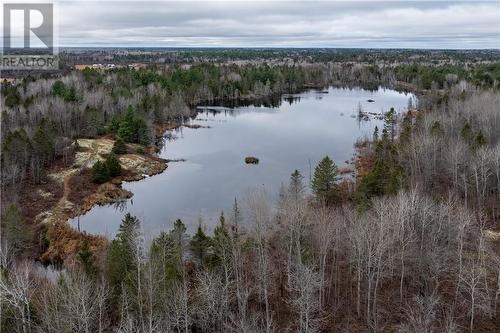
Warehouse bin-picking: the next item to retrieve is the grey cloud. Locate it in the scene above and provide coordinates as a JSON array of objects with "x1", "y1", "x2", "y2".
[{"x1": 56, "y1": 1, "x2": 500, "y2": 48}]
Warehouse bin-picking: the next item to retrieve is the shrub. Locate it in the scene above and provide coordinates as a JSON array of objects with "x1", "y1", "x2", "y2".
[{"x1": 92, "y1": 156, "x2": 122, "y2": 183}]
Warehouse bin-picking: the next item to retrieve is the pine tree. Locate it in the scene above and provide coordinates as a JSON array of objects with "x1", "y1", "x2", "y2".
[
  {"x1": 311, "y1": 156, "x2": 339, "y2": 204},
  {"x1": 78, "y1": 239, "x2": 98, "y2": 276},
  {"x1": 400, "y1": 112, "x2": 413, "y2": 143},
  {"x1": 63, "y1": 86, "x2": 79, "y2": 102},
  {"x1": 150, "y1": 231, "x2": 183, "y2": 284},
  {"x1": 108, "y1": 116, "x2": 121, "y2": 134},
  {"x1": 112, "y1": 137, "x2": 127, "y2": 154},
  {"x1": 135, "y1": 117, "x2": 151, "y2": 145},
  {"x1": 107, "y1": 213, "x2": 142, "y2": 298},
  {"x1": 105, "y1": 155, "x2": 122, "y2": 177},
  {"x1": 117, "y1": 121, "x2": 133, "y2": 143},
  {"x1": 172, "y1": 219, "x2": 187, "y2": 247},
  {"x1": 117, "y1": 213, "x2": 142, "y2": 252},
  {"x1": 190, "y1": 223, "x2": 211, "y2": 265},
  {"x1": 52, "y1": 80, "x2": 66, "y2": 97},
  {"x1": 92, "y1": 160, "x2": 110, "y2": 183},
  {"x1": 212, "y1": 211, "x2": 231, "y2": 269},
  {"x1": 384, "y1": 107, "x2": 396, "y2": 142}
]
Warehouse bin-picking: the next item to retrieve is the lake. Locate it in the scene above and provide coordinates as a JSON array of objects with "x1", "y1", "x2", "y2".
[{"x1": 70, "y1": 87, "x2": 415, "y2": 237}]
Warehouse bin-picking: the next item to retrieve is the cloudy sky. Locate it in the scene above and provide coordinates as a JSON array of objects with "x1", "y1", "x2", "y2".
[{"x1": 10, "y1": 0, "x2": 500, "y2": 49}]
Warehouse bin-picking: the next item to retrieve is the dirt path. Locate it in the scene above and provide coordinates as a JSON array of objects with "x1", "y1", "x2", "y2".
[
  {"x1": 35, "y1": 137, "x2": 167, "y2": 226},
  {"x1": 36, "y1": 139, "x2": 112, "y2": 224},
  {"x1": 56, "y1": 169, "x2": 78, "y2": 206}
]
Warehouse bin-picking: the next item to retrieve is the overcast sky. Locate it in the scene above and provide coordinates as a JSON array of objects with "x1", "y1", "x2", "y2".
[{"x1": 17, "y1": 0, "x2": 500, "y2": 48}]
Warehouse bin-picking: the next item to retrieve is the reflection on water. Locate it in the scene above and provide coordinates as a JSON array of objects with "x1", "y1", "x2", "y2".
[{"x1": 70, "y1": 87, "x2": 415, "y2": 238}]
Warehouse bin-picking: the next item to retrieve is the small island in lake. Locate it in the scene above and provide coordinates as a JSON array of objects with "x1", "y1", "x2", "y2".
[{"x1": 245, "y1": 156, "x2": 259, "y2": 164}]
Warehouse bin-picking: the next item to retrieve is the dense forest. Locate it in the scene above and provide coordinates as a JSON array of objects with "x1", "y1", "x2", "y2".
[
  {"x1": 3, "y1": 59, "x2": 499, "y2": 190},
  {"x1": 1, "y1": 52, "x2": 500, "y2": 332},
  {"x1": 1, "y1": 62, "x2": 395, "y2": 189}
]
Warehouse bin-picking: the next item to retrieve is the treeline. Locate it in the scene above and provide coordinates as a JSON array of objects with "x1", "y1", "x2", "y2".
[
  {"x1": 1, "y1": 62, "x2": 390, "y2": 189},
  {"x1": 57, "y1": 48, "x2": 500, "y2": 66},
  {"x1": 394, "y1": 63, "x2": 500, "y2": 89},
  {"x1": 1, "y1": 175, "x2": 498, "y2": 332}
]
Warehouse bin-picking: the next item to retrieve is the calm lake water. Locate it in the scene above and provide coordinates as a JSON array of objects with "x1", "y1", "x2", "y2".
[{"x1": 70, "y1": 87, "x2": 415, "y2": 237}]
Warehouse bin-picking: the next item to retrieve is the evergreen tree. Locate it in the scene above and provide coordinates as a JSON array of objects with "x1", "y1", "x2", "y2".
[
  {"x1": 117, "y1": 121, "x2": 133, "y2": 143},
  {"x1": 105, "y1": 155, "x2": 122, "y2": 177},
  {"x1": 311, "y1": 156, "x2": 339, "y2": 204},
  {"x1": 107, "y1": 213, "x2": 142, "y2": 299},
  {"x1": 384, "y1": 107, "x2": 397, "y2": 142},
  {"x1": 78, "y1": 239, "x2": 98, "y2": 276},
  {"x1": 112, "y1": 137, "x2": 127, "y2": 154},
  {"x1": 135, "y1": 117, "x2": 151, "y2": 146},
  {"x1": 63, "y1": 87, "x2": 79, "y2": 102},
  {"x1": 211, "y1": 211, "x2": 231, "y2": 269},
  {"x1": 91, "y1": 160, "x2": 110, "y2": 183},
  {"x1": 116, "y1": 105, "x2": 151, "y2": 144},
  {"x1": 172, "y1": 219, "x2": 187, "y2": 245},
  {"x1": 150, "y1": 231, "x2": 183, "y2": 285},
  {"x1": 400, "y1": 112, "x2": 413, "y2": 143},
  {"x1": 4, "y1": 86, "x2": 21, "y2": 108},
  {"x1": 52, "y1": 80, "x2": 66, "y2": 97},
  {"x1": 108, "y1": 116, "x2": 121, "y2": 134},
  {"x1": 190, "y1": 223, "x2": 211, "y2": 265},
  {"x1": 92, "y1": 156, "x2": 121, "y2": 183}
]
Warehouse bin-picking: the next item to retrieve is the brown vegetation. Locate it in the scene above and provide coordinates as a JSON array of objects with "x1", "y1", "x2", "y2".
[{"x1": 40, "y1": 222, "x2": 107, "y2": 266}]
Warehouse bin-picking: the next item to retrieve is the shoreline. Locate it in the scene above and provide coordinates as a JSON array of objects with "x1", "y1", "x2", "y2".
[
  {"x1": 34, "y1": 138, "x2": 168, "y2": 227},
  {"x1": 17, "y1": 136, "x2": 168, "y2": 265},
  {"x1": 19, "y1": 84, "x2": 418, "y2": 264}
]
